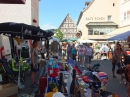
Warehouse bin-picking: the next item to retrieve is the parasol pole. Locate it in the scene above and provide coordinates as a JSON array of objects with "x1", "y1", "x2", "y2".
[{"x1": 17, "y1": 27, "x2": 25, "y2": 90}]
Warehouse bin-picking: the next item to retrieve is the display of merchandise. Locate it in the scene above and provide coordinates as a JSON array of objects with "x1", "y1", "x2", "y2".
[
  {"x1": 43, "y1": 57, "x2": 121, "y2": 97},
  {"x1": 58, "y1": 73, "x2": 67, "y2": 94},
  {"x1": 66, "y1": 70, "x2": 72, "y2": 95}
]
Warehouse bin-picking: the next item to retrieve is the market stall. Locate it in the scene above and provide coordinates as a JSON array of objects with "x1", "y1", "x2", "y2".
[
  {"x1": 38, "y1": 55, "x2": 121, "y2": 97},
  {"x1": 0, "y1": 22, "x2": 53, "y2": 97}
]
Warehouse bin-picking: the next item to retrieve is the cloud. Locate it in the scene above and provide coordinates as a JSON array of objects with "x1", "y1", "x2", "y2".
[{"x1": 41, "y1": 23, "x2": 57, "y2": 30}]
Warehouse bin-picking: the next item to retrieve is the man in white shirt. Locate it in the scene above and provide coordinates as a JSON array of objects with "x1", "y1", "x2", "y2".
[{"x1": 111, "y1": 42, "x2": 115, "y2": 55}]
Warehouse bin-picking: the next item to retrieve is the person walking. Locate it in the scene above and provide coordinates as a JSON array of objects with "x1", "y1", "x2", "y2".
[
  {"x1": 112, "y1": 43, "x2": 126, "y2": 78},
  {"x1": 67, "y1": 43, "x2": 72, "y2": 60},
  {"x1": 75, "y1": 41, "x2": 80, "y2": 61},
  {"x1": 110, "y1": 41, "x2": 115, "y2": 55},
  {"x1": 85, "y1": 43, "x2": 94, "y2": 70},
  {"x1": 72, "y1": 44, "x2": 77, "y2": 61},
  {"x1": 41, "y1": 45, "x2": 46, "y2": 59},
  {"x1": 78, "y1": 43, "x2": 85, "y2": 67},
  {"x1": 31, "y1": 40, "x2": 39, "y2": 88},
  {"x1": 62, "y1": 42, "x2": 67, "y2": 59}
]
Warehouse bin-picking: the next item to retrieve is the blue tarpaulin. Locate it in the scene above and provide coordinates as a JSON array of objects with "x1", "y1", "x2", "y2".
[{"x1": 108, "y1": 31, "x2": 130, "y2": 40}]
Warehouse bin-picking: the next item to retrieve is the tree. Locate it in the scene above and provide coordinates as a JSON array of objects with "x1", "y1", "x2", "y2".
[{"x1": 54, "y1": 29, "x2": 64, "y2": 41}]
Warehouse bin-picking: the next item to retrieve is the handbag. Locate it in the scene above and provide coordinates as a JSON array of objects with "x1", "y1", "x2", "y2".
[{"x1": 116, "y1": 62, "x2": 126, "y2": 74}]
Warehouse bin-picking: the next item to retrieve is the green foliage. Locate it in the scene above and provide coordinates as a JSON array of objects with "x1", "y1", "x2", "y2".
[
  {"x1": 47, "y1": 29, "x2": 57, "y2": 33},
  {"x1": 54, "y1": 29, "x2": 64, "y2": 41}
]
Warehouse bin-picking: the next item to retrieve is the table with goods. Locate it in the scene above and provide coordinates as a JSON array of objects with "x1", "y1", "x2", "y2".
[{"x1": 39, "y1": 54, "x2": 121, "y2": 97}]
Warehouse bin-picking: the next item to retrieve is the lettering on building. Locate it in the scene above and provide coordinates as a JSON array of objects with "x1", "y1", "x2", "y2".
[{"x1": 86, "y1": 17, "x2": 105, "y2": 20}]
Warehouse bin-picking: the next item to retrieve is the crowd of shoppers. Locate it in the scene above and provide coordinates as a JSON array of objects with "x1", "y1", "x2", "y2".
[
  {"x1": 30, "y1": 40, "x2": 127, "y2": 88},
  {"x1": 61, "y1": 42, "x2": 94, "y2": 70}
]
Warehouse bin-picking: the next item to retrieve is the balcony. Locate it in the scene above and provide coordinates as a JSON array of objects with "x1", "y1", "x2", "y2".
[{"x1": 0, "y1": 0, "x2": 26, "y2": 4}]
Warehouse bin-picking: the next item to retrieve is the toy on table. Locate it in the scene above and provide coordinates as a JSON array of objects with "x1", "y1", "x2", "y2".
[
  {"x1": 96, "y1": 72, "x2": 108, "y2": 91},
  {"x1": 48, "y1": 77, "x2": 59, "y2": 92}
]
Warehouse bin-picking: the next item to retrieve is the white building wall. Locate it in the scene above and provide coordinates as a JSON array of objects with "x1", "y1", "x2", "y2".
[
  {"x1": 0, "y1": 0, "x2": 32, "y2": 24},
  {"x1": 77, "y1": 0, "x2": 119, "y2": 40},
  {"x1": 119, "y1": 0, "x2": 130, "y2": 27},
  {"x1": 0, "y1": 0, "x2": 39, "y2": 58},
  {"x1": 31, "y1": 0, "x2": 39, "y2": 26}
]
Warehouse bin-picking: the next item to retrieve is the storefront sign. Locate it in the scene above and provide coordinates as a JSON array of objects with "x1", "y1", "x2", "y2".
[{"x1": 86, "y1": 17, "x2": 105, "y2": 20}]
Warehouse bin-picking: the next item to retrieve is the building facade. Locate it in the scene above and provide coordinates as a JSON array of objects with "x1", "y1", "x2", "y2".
[
  {"x1": 58, "y1": 14, "x2": 77, "y2": 39},
  {"x1": 119, "y1": 0, "x2": 130, "y2": 27},
  {"x1": 0, "y1": 0, "x2": 39, "y2": 26},
  {"x1": 77, "y1": 0, "x2": 119, "y2": 41},
  {"x1": 0, "y1": 0, "x2": 40, "y2": 58},
  {"x1": 105, "y1": 0, "x2": 130, "y2": 38}
]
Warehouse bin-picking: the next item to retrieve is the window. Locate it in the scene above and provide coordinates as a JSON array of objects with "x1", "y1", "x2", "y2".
[
  {"x1": 106, "y1": 29, "x2": 111, "y2": 34},
  {"x1": 108, "y1": 15, "x2": 112, "y2": 21},
  {"x1": 127, "y1": 10, "x2": 130, "y2": 19},
  {"x1": 99, "y1": 28, "x2": 106, "y2": 35},
  {"x1": 124, "y1": 12, "x2": 126, "y2": 19},
  {"x1": 94, "y1": 29, "x2": 99, "y2": 35},
  {"x1": 64, "y1": 29, "x2": 66, "y2": 32},
  {"x1": 70, "y1": 29, "x2": 73, "y2": 32},
  {"x1": 88, "y1": 28, "x2": 93, "y2": 35},
  {"x1": 113, "y1": 3, "x2": 115, "y2": 6}
]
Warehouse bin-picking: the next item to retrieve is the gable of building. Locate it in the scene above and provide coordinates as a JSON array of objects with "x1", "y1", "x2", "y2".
[{"x1": 58, "y1": 14, "x2": 77, "y2": 38}]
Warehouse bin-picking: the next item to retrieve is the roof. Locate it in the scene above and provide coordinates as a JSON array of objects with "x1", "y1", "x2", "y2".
[
  {"x1": 77, "y1": 0, "x2": 95, "y2": 25},
  {"x1": 0, "y1": 0, "x2": 26, "y2": 4},
  {"x1": 86, "y1": 22, "x2": 118, "y2": 26}
]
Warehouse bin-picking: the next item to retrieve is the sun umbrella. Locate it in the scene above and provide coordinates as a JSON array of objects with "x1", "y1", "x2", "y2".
[
  {"x1": 78, "y1": 39, "x2": 96, "y2": 43},
  {"x1": 61, "y1": 39, "x2": 68, "y2": 42},
  {"x1": 0, "y1": 22, "x2": 47, "y2": 40},
  {"x1": 70, "y1": 37, "x2": 78, "y2": 41},
  {"x1": 0, "y1": 22, "x2": 50, "y2": 89},
  {"x1": 67, "y1": 40, "x2": 72, "y2": 43},
  {"x1": 45, "y1": 30, "x2": 54, "y2": 40}
]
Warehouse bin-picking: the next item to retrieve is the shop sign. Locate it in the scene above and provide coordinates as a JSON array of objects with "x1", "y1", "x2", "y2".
[{"x1": 86, "y1": 17, "x2": 105, "y2": 20}]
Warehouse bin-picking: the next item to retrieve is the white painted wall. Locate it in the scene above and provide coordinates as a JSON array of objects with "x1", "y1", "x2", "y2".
[
  {"x1": 0, "y1": 0, "x2": 31, "y2": 24},
  {"x1": 119, "y1": 0, "x2": 130, "y2": 27},
  {"x1": 77, "y1": 0, "x2": 119, "y2": 40},
  {"x1": 0, "y1": 0, "x2": 39, "y2": 58}
]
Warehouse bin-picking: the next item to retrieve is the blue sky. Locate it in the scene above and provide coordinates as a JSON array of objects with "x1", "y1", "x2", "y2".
[{"x1": 39, "y1": 0, "x2": 91, "y2": 30}]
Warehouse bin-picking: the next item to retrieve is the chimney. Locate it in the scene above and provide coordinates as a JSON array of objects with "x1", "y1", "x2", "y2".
[{"x1": 85, "y1": 2, "x2": 90, "y2": 6}]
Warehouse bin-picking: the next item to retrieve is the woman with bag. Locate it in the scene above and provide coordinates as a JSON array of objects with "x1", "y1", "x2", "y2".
[
  {"x1": 72, "y1": 43, "x2": 77, "y2": 61},
  {"x1": 112, "y1": 43, "x2": 127, "y2": 78},
  {"x1": 31, "y1": 40, "x2": 39, "y2": 88},
  {"x1": 85, "y1": 43, "x2": 94, "y2": 70}
]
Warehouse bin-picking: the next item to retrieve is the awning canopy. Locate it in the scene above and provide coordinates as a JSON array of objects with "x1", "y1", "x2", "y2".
[
  {"x1": 108, "y1": 30, "x2": 130, "y2": 40},
  {"x1": 78, "y1": 39, "x2": 96, "y2": 43},
  {"x1": 86, "y1": 22, "x2": 117, "y2": 26},
  {"x1": 0, "y1": 0, "x2": 26, "y2": 4}
]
